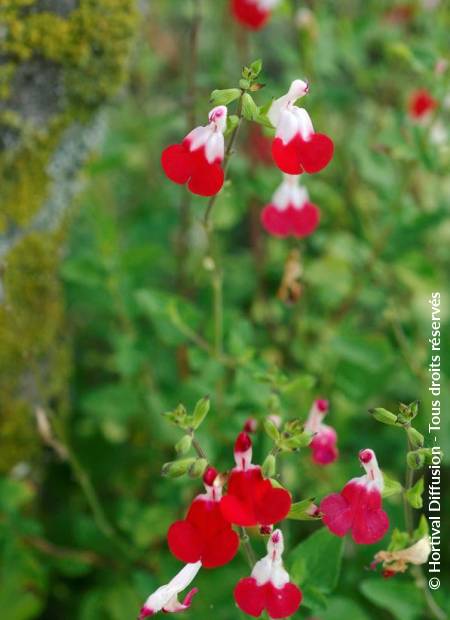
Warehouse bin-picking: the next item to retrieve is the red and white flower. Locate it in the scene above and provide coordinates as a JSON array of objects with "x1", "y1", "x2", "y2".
[
  {"x1": 161, "y1": 106, "x2": 227, "y2": 197},
  {"x1": 220, "y1": 432, "x2": 291, "y2": 527},
  {"x1": 230, "y1": 0, "x2": 281, "y2": 30},
  {"x1": 167, "y1": 467, "x2": 239, "y2": 568},
  {"x1": 268, "y1": 80, "x2": 334, "y2": 175},
  {"x1": 408, "y1": 89, "x2": 437, "y2": 121},
  {"x1": 305, "y1": 398, "x2": 338, "y2": 465},
  {"x1": 138, "y1": 561, "x2": 201, "y2": 618},
  {"x1": 234, "y1": 529, "x2": 302, "y2": 618},
  {"x1": 320, "y1": 449, "x2": 389, "y2": 544},
  {"x1": 261, "y1": 174, "x2": 320, "y2": 238}
]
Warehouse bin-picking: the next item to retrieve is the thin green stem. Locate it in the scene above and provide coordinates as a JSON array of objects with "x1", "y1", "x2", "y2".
[{"x1": 239, "y1": 526, "x2": 257, "y2": 569}]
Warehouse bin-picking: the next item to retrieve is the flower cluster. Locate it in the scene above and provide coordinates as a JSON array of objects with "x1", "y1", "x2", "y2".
[
  {"x1": 161, "y1": 69, "x2": 333, "y2": 239},
  {"x1": 139, "y1": 404, "x2": 392, "y2": 618}
]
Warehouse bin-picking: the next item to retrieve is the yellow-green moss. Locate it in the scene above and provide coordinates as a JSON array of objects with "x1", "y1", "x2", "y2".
[{"x1": 0, "y1": 0, "x2": 137, "y2": 471}]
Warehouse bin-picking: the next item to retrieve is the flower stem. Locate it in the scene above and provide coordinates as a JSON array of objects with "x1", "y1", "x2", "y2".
[
  {"x1": 403, "y1": 430, "x2": 445, "y2": 620},
  {"x1": 239, "y1": 526, "x2": 257, "y2": 569}
]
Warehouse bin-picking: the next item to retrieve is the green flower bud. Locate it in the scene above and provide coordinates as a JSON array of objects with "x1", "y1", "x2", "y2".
[
  {"x1": 210, "y1": 88, "x2": 241, "y2": 106},
  {"x1": 263, "y1": 418, "x2": 280, "y2": 442},
  {"x1": 239, "y1": 78, "x2": 250, "y2": 90},
  {"x1": 407, "y1": 426, "x2": 424, "y2": 449},
  {"x1": 262, "y1": 454, "x2": 276, "y2": 478},
  {"x1": 369, "y1": 407, "x2": 398, "y2": 425},
  {"x1": 249, "y1": 58, "x2": 262, "y2": 78},
  {"x1": 161, "y1": 458, "x2": 196, "y2": 478},
  {"x1": 188, "y1": 458, "x2": 208, "y2": 479},
  {"x1": 406, "y1": 450, "x2": 425, "y2": 470},
  {"x1": 405, "y1": 477, "x2": 424, "y2": 509},
  {"x1": 191, "y1": 396, "x2": 210, "y2": 430},
  {"x1": 175, "y1": 434, "x2": 193, "y2": 455},
  {"x1": 241, "y1": 93, "x2": 258, "y2": 121}
]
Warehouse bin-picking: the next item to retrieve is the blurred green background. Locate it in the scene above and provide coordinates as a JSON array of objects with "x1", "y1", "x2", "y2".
[{"x1": 1, "y1": 1, "x2": 449, "y2": 619}]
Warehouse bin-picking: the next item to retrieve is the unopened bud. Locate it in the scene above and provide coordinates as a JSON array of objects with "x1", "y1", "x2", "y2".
[
  {"x1": 175, "y1": 435, "x2": 193, "y2": 455},
  {"x1": 406, "y1": 450, "x2": 425, "y2": 470},
  {"x1": 243, "y1": 418, "x2": 258, "y2": 433},
  {"x1": 161, "y1": 458, "x2": 196, "y2": 478},
  {"x1": 191, "y1": 396, "x2": 210, "y2": 430},
  {"x1": 407, "y1": 427, "x2": 424, "y2": 449},
  {"x1": 188, "y1": 458, "x2": 208, "y2": 479},
  {"x1": 263, "y1": 418, "x2": 280, "y2": 442},
  {"x1": 369, "y1": 407, "x2": 398, "y2": 425},
  {"x1": 262, "y1": 454, "x2": 276, "y2": 478},
  {"x1": 241, "y1": 93, "x2": 259, "y2": 121}
]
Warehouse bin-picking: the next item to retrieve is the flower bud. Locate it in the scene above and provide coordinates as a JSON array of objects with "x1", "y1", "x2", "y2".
[
  {"x1": 175, "y1": 435, "x2": 193, "y2": 455},
  {"x1": 241, "y1": 93, "x2": 259, "y2": 121},
  {"x1": 405, "y1": 476, "x2": 424, "y2": 509},
  {"x1": 239, "y1": 78, "x2": 250, "y2": 90},
  {"x1": 210, "y1": 88, "x2": 241, "y2": 106},
  {"x1": 189, "y1": 458, "x2": 208, "y2": 479},
  {"x1": 369, "y1": 407, "x2": 398, "y2": 425},
  {"x1": 191, "y1": 396, "x2": 210, "y2": 430},
  {"x1": 407, "y1": 426, "x2": 424, "y2": 449},
  {"x1": 406, "y1": 450, "x2": 425, "y2": 470},
  {"x1": 263, "y1": 418, "x2": 280, "y2": 442},
  {"x1": 162, "y1": 458, "x2": 196, "y2": 478},
  {"x1": 262, "y1": 454, "x2": 276, "y2": 478}
]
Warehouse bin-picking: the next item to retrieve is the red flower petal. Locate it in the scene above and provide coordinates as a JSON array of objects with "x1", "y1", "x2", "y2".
[
  {"x1": 261, "y1": 204, "x2": 292, "y2": 237},
  {"x1": 298, "y1": 133, "x2": 334, "y2": 174},
  {"x1": 290, "y1": 202, "x2": 320, "y2": 237},
  {"x1": 265, "y1": 582, "x2": 302, "y2": 619},
  {"x1": 409, "y1": 89, "x2": 437, "y2": 118},
  {"x1": 234, "y1": 577, "x2": 266, "y2": 617},
  {"x1": 221, "y1": 493, "x2": 256, "y2": 526},
  {"x1": 202, "y1": 527, "x2": 239, "y2": 568},
  {"x1": 161, "y1": 144, "x2": 193, "y2": 184},
  {"x1": 188, "y1": 161, "x2": 224, "y2": 197},
  {"x1": 320, "y1": 493, "x2": 353, "y2": 537},
  {"x1": 231, "y1": 0, "x2": 270, "y2": 30},
  {"x1": 352, "y1": 507, "x2": 389, "y2": 544},
  {"x1": 272, "y1": 136, "x2": 305, "y2": 175},
  {"x1": 167, "y1": 520, "x2": 203, "y2": 563},
  {"x1": 254, "y1": 482, "x2": 292, "y2": 526}
]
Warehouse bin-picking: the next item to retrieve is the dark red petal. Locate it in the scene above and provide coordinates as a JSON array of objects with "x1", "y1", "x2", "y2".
[
  {"x1": 188, "y1": 162, "x2": 224, "y2": 197},
  {"x1": 234, "y1": 577, "x2": 266, "y2": 617},
  {"x1": 167, "y1": 520, "x2": 202, "y2": 563},
  {"x1": 290, "y1": 202, "x2": 320, "y2": 237},
  {"x1": 254, "y1": 483, "x2": 292, "y2": 526},
  {"x1": 161, "y1": 144, "x2": 193, "y2": 184},
  {"x1": 201, "y1": 527, "x2": 239, "y2": 568},
  {"x1": 409, "y1": 89, "x2": 437, "y2": 118},
  {"x1": 352, "y1": 508, "x2": 389, "y2": 544},
  {"x1": 298, "y1": 133, "x2": 334, "y2": 174},
  {"x1": 320, "y1": 493, "x2": 353, "y2": 537},
  {"x1": 272, "y1": 137, "x2": 304, "y2": 175},
  {"x1": 265, "y1": 582, "x2": 302, "y2": 619},
  {"x1": 220, "y1": 493, "x2": 256, "y2": 526},
  {"x1": 231, "y1": 0, "x2": 270, "y2": 30},
  {"x1": 261, "y1": 204, "x2": 292, "y2": 237}
]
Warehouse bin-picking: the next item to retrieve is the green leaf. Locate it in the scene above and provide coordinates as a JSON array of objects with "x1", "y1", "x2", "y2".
[
  {"x1": 360, "y1": 578, "x2": 423, "y2": 620},
  {"x1": 289, "y1": 527, "x2": 343, "y2": 610},
  {"x1": 249, "y1": 58, "x2": 262, "y2": 77},
  {"x1": 405, "y1": 476, "x2": 424, "y2": 509},
  {"x1": 320, "y1": 596, "x2": 371, "y2": 620},
  {"x1": 209, "y1": 88, "x2": 241, "y2": 106}
]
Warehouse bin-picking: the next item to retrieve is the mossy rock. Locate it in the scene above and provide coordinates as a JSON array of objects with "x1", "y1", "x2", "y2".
[{"x1": 0, "y1": 0, "x2": 137, "y2": 471}]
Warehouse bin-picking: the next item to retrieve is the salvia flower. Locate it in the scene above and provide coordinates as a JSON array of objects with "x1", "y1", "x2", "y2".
[
  {"x1": 268, "y1": 80, "x2": 334, "y2": 175},
  {"x1": 320, "y1": 449, "x2": 389, "y2": 544},
  {"x1": 161, "y1": 106, "x2": 227, "y2": 196},
  {"x1": 261, "y1": 174, "x2": 320, "y2": 238},
  {"x1": 371, "y1": 536, "x2": 431, "y2": 577},
  {"x1": 168, "y1": 467, "x2": 239, "y2": 568},
  {"x1": 220, "y1": 432, "x2": 291, "y2": 527},
  {"x1": 138, "y1": 561, "x2": 201, "y2": 618},
  {"x1": 305, "y1": 398, "x2": 338, "y2": 465},
  {"x1": 408, "y1": 89, "x2": 437, "y2": 120},
  {"x1": 234, "y1": 529, "x2": 302, "y2": 618},
  {"x1": 231, "y1": 0, "x2": 281, "y2": 30}
]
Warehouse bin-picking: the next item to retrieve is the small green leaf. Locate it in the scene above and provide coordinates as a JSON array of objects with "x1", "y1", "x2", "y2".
[
  {"x1": 382, "y1": 471, "x2": 403, "y2": 498},
  {"x1": 210, "y1": 88, "x2": 241, "y2": 106},
  {"x1": 249, "y1": 58, "x2": 262, "y2": 77},
  {"x1": 405, "y1": 476, "x2": 424, "y2": 509},
  {"x1": 360, "y1": 578, "x2": 423, "y2": 620}
]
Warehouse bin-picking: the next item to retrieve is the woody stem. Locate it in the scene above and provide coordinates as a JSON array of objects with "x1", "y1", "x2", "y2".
[{"x1": 403, "y1": 430, "x2": 445, "y2": 620}]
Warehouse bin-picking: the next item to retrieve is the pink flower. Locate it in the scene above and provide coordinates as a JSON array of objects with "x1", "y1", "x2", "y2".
[
  {"x1": 408, "y1": 89, "x2": 437, "y2": 120},
  {"x1": 320, "y1": 449, "x2": 389, "y2": 544},
  {"x1": 268, "y1": 80, "x2": 334, "y2": 175},
  {"x1": 305, "y1": 398, "x2": 338, "y2": 465},
  {"x1": 243, "y1": 417, "x2": 259, "y2": 433},
  {"x1": 161, "y1": 106, "x2": 227, "y2": 196},
  {"x1": 138, "y1": 561, "x2": 201, "y2": 618},
  {"x1": 261, "y1": 174, "x2": 320, "y2": 238},
  {"x1": 234, "y1": 529, "x2": 302, "y2": 618},
  {"x1": 230, "y1": 0, "x2": 280, "y2": 30},
  {"x1": 168, "y1": 467, "x2": 239, "y2": 568},
  {"x1": 220, "y1": 432, "x2": 291, "y2": 527}
]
